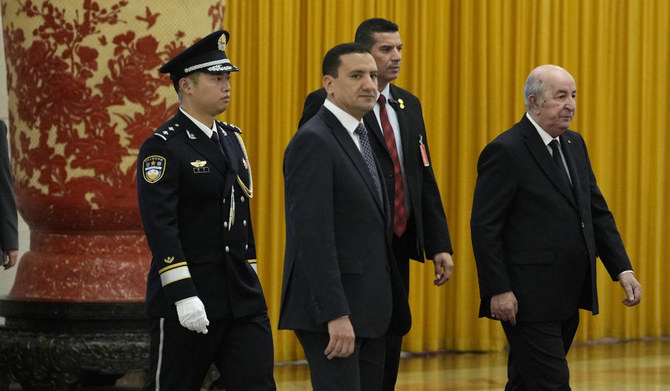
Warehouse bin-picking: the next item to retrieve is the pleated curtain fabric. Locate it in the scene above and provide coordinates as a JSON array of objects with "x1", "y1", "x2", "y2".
[{"x1": 223, "y1": 0, "x2": 670, "y2": 361}]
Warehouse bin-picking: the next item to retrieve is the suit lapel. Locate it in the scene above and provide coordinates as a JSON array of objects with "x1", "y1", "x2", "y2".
[
  {"x1": 364, "y1": 110, "x2": 385, "y2": 151},
  {"x1": 217, "y1": 124, "x2": 241, "y2": 193},
  {"x1": 321, "y1": 109, "x2": 385, "y2": 214},
  {"x1": 520, "y1": 117, "x2": 577, "y2": 208},
  {"x1": 559, "y1": 133, "x2": 585, "y2": 211}
]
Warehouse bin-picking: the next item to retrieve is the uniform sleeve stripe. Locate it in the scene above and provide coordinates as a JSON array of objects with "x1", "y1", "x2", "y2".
[
  {"x1": 247, "y1": 259, "x2": 257, "y2": 264},
  {"x1": 159, "y1": 265, "x2": 191, "y2": 286},
  {"x1": 159, "y1": 262, "x2": 188, "y2": 274}
]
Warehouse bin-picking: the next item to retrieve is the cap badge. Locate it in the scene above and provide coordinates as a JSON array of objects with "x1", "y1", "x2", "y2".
[{"x1": 218, "y1": 33, "x2": 227, "y2": 51}]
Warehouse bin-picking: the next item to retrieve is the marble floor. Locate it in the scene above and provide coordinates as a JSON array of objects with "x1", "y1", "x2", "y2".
[{"x1": 277, "y1": 337, "x2": 670, "y2": 391}]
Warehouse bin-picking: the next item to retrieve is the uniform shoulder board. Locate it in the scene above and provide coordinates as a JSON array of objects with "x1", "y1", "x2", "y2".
[
  {"x1": 152, "y1": 119, "x2": 184, "y2": 141},
  {"x1": 217, "y1": 121, "x2": 242, "y2": 134}
]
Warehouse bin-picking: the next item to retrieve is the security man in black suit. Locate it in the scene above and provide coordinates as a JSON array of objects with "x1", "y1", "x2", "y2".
[
  {"x1": 298, "y1": 18, "x2": 454, "y2": 390},
  {"x1": 471, "y1": 65, "x2": 642, "y2": 390},
  {"x1": 137, "y1": 30, "x2": 275, "y2": 390}
]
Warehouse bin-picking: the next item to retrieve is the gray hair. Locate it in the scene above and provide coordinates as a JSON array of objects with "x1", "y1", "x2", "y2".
[{"x1": 524, "y1": 72, "x2": 545, "y2": 111}]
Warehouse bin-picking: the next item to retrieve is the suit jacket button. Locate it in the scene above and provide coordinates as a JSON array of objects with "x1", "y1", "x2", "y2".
[
  {"x1": 243, "y1": 220, "x2": 247, "y2": 226},
  {"x1": 225, "y1": 246, "x2": 230, "y2": 253},
  {"x1": 581, "y1": 222, "x2": 585, "y2": 228},
  {"x1": 245, "y1": 244, "x2": 248, "y2": 250}
]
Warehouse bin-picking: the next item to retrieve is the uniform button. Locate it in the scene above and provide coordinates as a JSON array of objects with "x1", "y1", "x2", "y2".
[
  {"x1": 224, "y1": 222, "x2": 228, "y2": 228},
  {"x1": 581, "y1": 222, "x2": 585, "y2": 228},
  {"x1": 225, "y1": 246, "x2": 230, "y2": 253},
  {"x1": 245, "y1": 244, "x2": 248, "y2": 250},
  {"x1": 240, "y1": 196, "x2": 245, "y2": 202},
  {"x1": 223, "y1": 198, "x2": 226, "y2": 204},
  {"x1": 243, "y1": 220, "x2": 247, "y2": 226}
]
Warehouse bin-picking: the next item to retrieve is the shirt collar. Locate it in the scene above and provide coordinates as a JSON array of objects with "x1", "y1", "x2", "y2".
[
  {"x1": 526, "y1": 112, "x2": 557, "y2": 146},
  {"x1": 378, "y1": 83, "x2": 392, "y2": 102},
  {"x1": 323, "y1": 99, "x2": 365, "y2": 134},
  {"x1": 180, "y1": 107, "x2": 216, "y2": 138}
]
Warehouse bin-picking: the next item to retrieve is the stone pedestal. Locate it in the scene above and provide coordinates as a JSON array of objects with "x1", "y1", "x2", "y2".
[{"x1": 0, "y1": 301, "x2": 148, "y2": 390}]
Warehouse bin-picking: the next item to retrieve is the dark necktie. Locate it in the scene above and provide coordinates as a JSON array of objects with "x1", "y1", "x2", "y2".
[
  {"x1": 211, "y1": 129, "x2": 225, "y2": 156},
  {"x1": 378, "y1": 95, "x2": 407, "y2": 236},
  {"x1": 354, "y1": 123, "x2": 383, "y2": 204},
  {"x1": 549, "y1": 140, "x2": 572, "y2": 189}
]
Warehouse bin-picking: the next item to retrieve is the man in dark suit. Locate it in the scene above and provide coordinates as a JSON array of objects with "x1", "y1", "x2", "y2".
[
  {"x1": 280, "y1": 42, "x2": 411, "y2": 391},
  {"x1": 0, "y1": 120, "x2": 18, "y2": 270},
  {"x1": 471, "y1": 64, "x2": 642, "y2": 390},
  {"x1": 137, "y1": 30, "x2": 275, "y2": 390},
  {"x1": 298, "y1": 18, "x2": 454, "y2": 389}
]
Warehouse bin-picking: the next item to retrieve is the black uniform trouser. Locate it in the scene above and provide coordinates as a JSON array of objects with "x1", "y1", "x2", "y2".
[
  {"x1": 502, "y1": 310, "x2": 580, "y2": 391},
  {"x1": 144, "y1": 312, "x2": 275, "y2": 391},
  {"x1": 382, "y1": 232, "x2": 412, "y2": 391},
  {"x1": 296, "y1": 330, "x2": 386, "y2": 391}
]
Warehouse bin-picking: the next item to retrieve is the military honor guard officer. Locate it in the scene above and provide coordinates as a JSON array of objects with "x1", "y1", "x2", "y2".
[{"x1": 137, "y1": 30, "x2": 276, "y2": 390}]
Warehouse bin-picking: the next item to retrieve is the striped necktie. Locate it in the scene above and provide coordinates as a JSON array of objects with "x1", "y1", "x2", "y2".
[{"x1": 354, "y1": 123, "x2": 382, "y2": 203}]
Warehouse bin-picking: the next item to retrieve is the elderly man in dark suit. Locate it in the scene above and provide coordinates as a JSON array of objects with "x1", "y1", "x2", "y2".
[
  {"x1": 298, "y1": 18, "x2": 454, "y2": 390},
  {"x1": 280, "y1": 42, "x2": 411, "y2": 391},
  {"x1": 471, "y1": 64, "x2": 642, "y2": 390},
  {"x1": 137, "y1": 30, "x2": 275, "y2": 390},
  {"x1": 0, "y1": 120, "x2": 18, "y2": 270}
]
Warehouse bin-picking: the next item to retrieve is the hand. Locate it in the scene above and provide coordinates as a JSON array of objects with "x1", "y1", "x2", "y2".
[
  {"x1": 431, "y1": 252, "x2": 454, "y2": 286},
  {"x1": 175, "y1": 296, "x2": 210, "y2": 334},
  {"x1": 324, "y1": 316, "x2": 355, "y2": 359},
  {"x1": 2, "y1": 250, "x2": 18, "y2": 270},
  {"x1": 490, "y1": 291, "x2": 518, "y2": 325},
  {"x1": 619, "y1": 273, "x2": 642, "y2": 306}
]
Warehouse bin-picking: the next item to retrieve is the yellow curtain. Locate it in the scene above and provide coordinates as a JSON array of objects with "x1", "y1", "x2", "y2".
[{"x1": 223, "y1": 0, "x2": 670, "y2": 362}]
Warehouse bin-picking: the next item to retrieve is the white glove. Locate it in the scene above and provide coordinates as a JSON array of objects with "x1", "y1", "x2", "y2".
[{"x1": 175, "y1": 296, "x2": 209, "y2": 334}]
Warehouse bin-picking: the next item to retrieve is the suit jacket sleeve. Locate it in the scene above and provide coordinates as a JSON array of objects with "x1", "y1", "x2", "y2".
[
  {"x1": 137, "y1": 138, "x2": 198, "y2": 303},
  {"x1": 283, "y1": 129, "x2": 351, "y2": 324},
  {"x1": 297, "y1": 89, "x2": 327, "y2": 129},
  {"x1": 470, "y1": 140, "x2": 516, "y2": 299},
  {"x1": 414, "y1": 100, "x2": 453, "y2": 257},
  {"x1": 0, "y1": 121, "x2": 18, "y2": 251}
]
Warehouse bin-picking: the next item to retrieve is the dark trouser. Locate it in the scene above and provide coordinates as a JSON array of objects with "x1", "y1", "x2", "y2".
[
  {"x1": 501, "y1": 310, "x2": 580, "y2": 391},
  {"x1": 382, "y1": 232, "x2": 412, "y2": 391},
  {"x1": 295, "y1": 330, "x2": 386, "y2": 391},
  {"x1": 144, "y1": 312, "x2": 275, "y2": 391}
]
